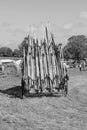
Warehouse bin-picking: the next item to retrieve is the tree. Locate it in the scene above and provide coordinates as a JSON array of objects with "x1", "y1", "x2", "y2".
[
  {"x1": 13, "y1": 49, "x2": 21, "y2": 57},
  {"x1": 63, "y1": 35, "x2": 87, "y2": 61},
  {"x1": 0, "y1": 47, "x2": 13, "y2": 57},
  {"x1": 18, "y1": 43, "x2": 23, "y2": 57},
  {"x1": 18, "y1": 36, "x2": 30, "y2": 57}
]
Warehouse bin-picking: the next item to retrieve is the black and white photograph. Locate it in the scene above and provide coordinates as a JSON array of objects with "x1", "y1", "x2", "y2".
[{"x1": 0, "y1": 0, "x2": 87, "y2": 129}]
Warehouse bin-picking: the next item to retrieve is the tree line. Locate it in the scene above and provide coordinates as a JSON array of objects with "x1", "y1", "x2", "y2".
[
  {"x1": 0, "y1": 46, "x2": 22, "y2": 57},
  {"x1": 0, "y1": 35, "x2": 87, "y2": 61},
  {"x1": 63, "y1": 35, "x2": 87, "y2": 61}
]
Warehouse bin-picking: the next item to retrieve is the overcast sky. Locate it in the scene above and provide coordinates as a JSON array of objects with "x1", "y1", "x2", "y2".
[{"x1": 0, "y1": 0, "x2": 87, "y2": 49}]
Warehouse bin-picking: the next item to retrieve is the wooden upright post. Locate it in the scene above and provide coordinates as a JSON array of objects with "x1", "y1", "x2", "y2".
[
  {"x1": 45, "y1": 27, "x2": 51, "y2": 92},
  {"x1": 27, "y1": 35, "x2": 30, "y2": 92},
  {"x1": 33, "y1": 39, "x2": 38, "y2": 91},
  {"x1": 23, "y1": 45, "x2": 26, "y2": 78},
  {"x1": 37, "y1": 40, "x2": 42, "y2": 93}
]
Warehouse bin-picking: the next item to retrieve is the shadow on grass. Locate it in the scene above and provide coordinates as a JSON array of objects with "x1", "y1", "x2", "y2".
[
  {"x1": 0, "y1": 86, "x2": 22, "y2": 99},
  {"x1": 0, "y1": 86, "x2": 62, "y2": 99}
]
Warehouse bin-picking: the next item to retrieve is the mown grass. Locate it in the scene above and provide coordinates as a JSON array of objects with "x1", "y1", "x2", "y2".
[{"x1": 0, "y1": 68, "x2": 87, "y2": 130}]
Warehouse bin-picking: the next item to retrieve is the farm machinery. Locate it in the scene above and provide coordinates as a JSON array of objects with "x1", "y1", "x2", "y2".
[{"x1": 21, "y1": 27, "x2": 69, "y2": 97}]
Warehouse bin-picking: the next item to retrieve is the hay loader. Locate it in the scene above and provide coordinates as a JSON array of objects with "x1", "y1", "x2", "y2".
[{"x1": 21, "y1": 27, "x2": 69, "y2": 98}]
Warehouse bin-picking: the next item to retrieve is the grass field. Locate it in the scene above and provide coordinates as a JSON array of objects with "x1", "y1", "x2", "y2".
[{"x1": 0, "y1": 68, "x2": 87, "y2": 130}]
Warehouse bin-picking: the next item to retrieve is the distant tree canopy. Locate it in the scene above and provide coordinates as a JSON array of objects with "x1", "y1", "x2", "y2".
[
  {"x1": 0, "y1": 40, "x2": 27, "y2": 57},
  {"x1": 1, "y1": 35, "x2": 87, "y2": 59},
  {"x1": 18, "y1": 37, "x2": 33, "y2": 57},
  {"x1": 0, "y1": 47, "x2": 22, "y2": 57},
  {"x1": 14, "y1": 39, "x2": 28, "y2": 57},
  {"x1": 13, "y1": 49, "x2": 21, "y2": 57},
  {"x1": 0, "y1": 47, "x2": 13, "y2": 57},
  {"x1": 63, "y1": 35, "x2": 87, "y2": 61}
]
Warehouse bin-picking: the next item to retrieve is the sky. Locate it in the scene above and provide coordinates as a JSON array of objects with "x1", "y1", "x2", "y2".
[{"x1": 0, "y1": 0, "x2": 87, "y2": 49}]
